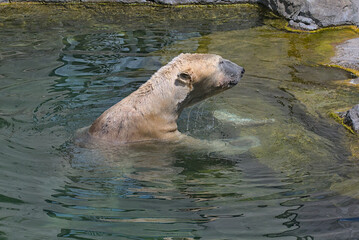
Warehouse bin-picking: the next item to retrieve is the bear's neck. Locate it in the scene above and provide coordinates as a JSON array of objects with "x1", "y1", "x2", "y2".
[
  {"x1": 142, "y1": 87, "x2": 186, "y2": 123},
  {"x1": 134, "y1": 78, "x2": 189, "y2": 131}
]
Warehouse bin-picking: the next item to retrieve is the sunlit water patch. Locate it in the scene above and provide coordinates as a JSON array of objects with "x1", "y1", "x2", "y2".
[{"x1": 0, "y1": 3, "x2": 359, "y2": 240}]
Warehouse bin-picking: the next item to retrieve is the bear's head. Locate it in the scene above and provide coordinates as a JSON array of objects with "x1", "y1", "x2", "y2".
[{"x1": 173, "y1": 53, "x2": 244, "y2": 108}]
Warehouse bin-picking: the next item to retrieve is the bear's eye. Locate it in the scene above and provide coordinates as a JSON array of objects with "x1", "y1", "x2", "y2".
[{"x1": 178, "y1": 72, "x2": 191, "y2": 81}]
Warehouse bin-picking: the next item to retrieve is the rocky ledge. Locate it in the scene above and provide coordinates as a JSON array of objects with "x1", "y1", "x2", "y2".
[
  {"x1": 331, "y1": 36, "x2": 359, "y2": 86},
  {"x1": 260, "y1": 0, "x2": 359, "y2": 31},
  {"x1": 339, "y1": 104, "x2": 359, "y2": 134},
  {"x1": 332, "y1": 38, "x2": 359, "y2": 72},
  {"x1": 331, "y1": 38, "x2": 359, "y2": 134},
  {"x1": 1, "y1": 0, "x2": 359, "y2": 31}
]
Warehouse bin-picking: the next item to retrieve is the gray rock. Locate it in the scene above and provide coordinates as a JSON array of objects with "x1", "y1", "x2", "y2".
[
  {"x1": 332, "y1": 38, "x2": 359, "y2": 71},
  {"x1": 257, "y1": 0, "x2": 359, "y2": 30},
  {"x1": 269, "y1": 0, "x2": 356, "y2": 30},
  {"x1": 342, "y1": 104, "x2": 359, "y2": 133}
]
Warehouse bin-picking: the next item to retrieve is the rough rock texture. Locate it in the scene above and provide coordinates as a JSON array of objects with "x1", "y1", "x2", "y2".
[
  {"x1": 332, "y1": 37, "x2": 359, "y2": 135},
  {"x1": 332, "y1": 38, "x2": 359, "y2": 71},
  {"x1": 259, "y1": 0, "x2": 359, "y2": 30},
  {"x1": 340, "y1": 104, "x2": 359, "y2": 133}
]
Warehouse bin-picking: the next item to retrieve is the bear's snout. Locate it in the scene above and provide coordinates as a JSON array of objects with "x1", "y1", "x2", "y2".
[{"x1": 219, "y1": 59, "x2": 244, "y2": 87}]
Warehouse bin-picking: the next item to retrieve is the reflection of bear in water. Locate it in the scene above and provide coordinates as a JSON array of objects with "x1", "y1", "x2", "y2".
[{"x1": 77, "y1": 53, "x2": 253, "y2": 152}]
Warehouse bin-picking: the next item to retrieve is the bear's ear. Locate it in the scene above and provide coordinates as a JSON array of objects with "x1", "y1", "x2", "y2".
[{"x1": 176, "y1": 72, "x2": 193, "y2": 88}]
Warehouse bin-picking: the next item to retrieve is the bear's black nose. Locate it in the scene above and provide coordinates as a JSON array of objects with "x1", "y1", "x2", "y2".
[{"x1": 240, "y1": 68, "x2": 245, "y2": 77}]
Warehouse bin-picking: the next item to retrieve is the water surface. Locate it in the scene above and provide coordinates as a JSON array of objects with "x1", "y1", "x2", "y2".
[{"x1": 1, "y1": 3, "x2": 359, "y2": 240}]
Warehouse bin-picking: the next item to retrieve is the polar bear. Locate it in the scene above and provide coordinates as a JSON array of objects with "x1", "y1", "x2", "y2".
[{"x1": 86, "y1": 53, "x2": 244, "y2": 144}]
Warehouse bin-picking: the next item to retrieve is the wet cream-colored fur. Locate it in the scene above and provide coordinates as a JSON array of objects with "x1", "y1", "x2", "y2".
[{"x1": 86, "y1": 53, "x2": 242, "y2": 144}]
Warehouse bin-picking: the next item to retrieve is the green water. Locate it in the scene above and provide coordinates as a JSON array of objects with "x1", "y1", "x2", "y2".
[{"x1": 1, "y1": 3, "x2": 359, "y2": 240}]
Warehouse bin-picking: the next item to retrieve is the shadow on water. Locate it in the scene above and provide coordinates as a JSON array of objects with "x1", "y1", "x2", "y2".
[{"x1": 0, "y1": 3, "x2": 359, "y2": 240}]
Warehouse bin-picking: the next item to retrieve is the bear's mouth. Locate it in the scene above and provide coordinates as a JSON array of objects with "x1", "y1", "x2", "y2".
[
  {"x1": 226, "y1": 72, "x2": 243, "y2": 88},
  {"x1": 228, "y1": 79, "x2": 239, "y2": 87}
]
